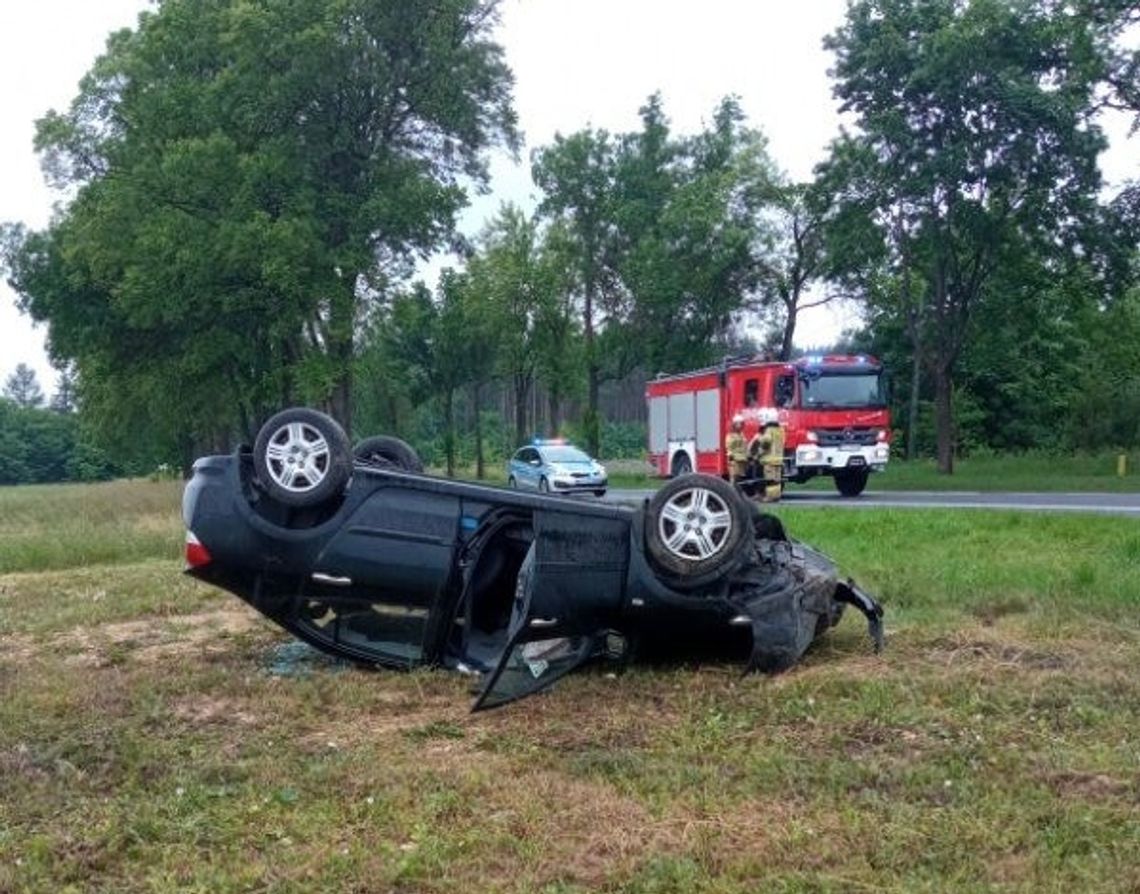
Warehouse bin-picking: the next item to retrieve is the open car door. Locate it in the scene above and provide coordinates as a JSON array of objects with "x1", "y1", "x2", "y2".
[{"x1": 472, "y1": 543, "x2": 598, "y2": 710}]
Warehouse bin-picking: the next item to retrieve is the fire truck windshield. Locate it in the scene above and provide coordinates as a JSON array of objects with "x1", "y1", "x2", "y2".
[{"x1": 800, "y1": 372, "x2": 886, "y2": 409}]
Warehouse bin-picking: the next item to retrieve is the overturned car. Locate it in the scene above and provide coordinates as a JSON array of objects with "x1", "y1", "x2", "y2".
[{"x1": 182, "y1": 408, "x2": 883, "y2": 709}]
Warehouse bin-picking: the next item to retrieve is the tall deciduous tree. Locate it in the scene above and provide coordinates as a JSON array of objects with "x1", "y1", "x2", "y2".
[
  {"x1": 8, "y1": 0, "x2": 516, "y2": 462},
  {"x1": 823, "y1": 0, "x2": 1106, "y2": 472},
  {"x1": 532, "y1": 130, "x2": 618, "y2": 456}
]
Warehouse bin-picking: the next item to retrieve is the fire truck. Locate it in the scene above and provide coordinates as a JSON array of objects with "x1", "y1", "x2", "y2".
[{"x1": 646, "y1": 354, "x2": 891, "y2": 497}]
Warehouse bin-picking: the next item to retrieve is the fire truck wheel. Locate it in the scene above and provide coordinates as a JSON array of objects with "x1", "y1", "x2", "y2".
[
  {"x1": 646, "y1": 474, "x2": 750, "y2": 589},
  {"x1": 834, "y1": 468, "x2": 869, "y2": 497},
  {"x1": 253, "y1": 407, "x2": 352, "y2": 508},
  {"x1": 671, "y1": 452, "x2": 693, "y2": 476},
  {"x1": 354, "y1": 435, "x2": 424, "y2": 473}
]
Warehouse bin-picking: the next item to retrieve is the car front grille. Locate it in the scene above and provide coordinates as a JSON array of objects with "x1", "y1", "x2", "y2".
[{"x1": 815, "y1": 427, "x2": 879, "y2": 447}]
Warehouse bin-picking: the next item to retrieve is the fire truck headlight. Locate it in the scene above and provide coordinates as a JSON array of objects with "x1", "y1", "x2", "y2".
[
  {"x1": 800, "y1": 448, "x2": 823, "y2": 463},
  {"x1": 874, "y1": 445, "x2": 890, "y2": 460}
]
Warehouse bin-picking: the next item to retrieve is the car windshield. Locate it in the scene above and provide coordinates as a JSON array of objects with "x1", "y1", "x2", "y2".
[
  {"x1": 800, "y1": 373, "x2": 886, "y2": 409},
  {"x1": 540, "y1": 446, "x2": 592, "y2": 463}
]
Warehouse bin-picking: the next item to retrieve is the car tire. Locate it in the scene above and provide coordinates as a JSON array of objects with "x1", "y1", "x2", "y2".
[
  {"x1": 594, "y1": 489, "x2": 606, "y2": 498},
  {"x1": 671, "y1": 451, "x2": 693, "y2": 477},
  {"x1": 353, "y1": 435, "x2": 423, "y2": 473},
  {"x1": 538, "y1": 477, "x2": 549, "y2": 493},
  {"x1": 253, "y1": 407, "x2": 352, "y2": 508},
  {"x1": 834, "y1": 468, "x2": 869, "y2": 497},
  {"x1": 645, "y1": 474, "x2": 750, "y2": 589}
]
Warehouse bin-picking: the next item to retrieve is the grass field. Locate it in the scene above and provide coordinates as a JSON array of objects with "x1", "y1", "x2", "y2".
[
  {"x1": 446, "y1": 450, "x2": 1140, "y2": 493},
  {"x1": 2, "y1": 480, "x2": 1140, "y2": 892}
]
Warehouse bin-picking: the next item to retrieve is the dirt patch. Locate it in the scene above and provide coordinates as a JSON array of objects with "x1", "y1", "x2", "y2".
[
  {"x1": 170, "y1": 694, "x2": 261, "y2": 727},
  {"x1": 0, "y1": 633, "x2": 38, "y2": 664},
  {"x1": 1045, "y1": 770, "x2": 1135, "y2": 802},
  {"x1": 50, "y1": 605, "x2": 265, "y2": 667},
  {"x1": 928, "y1": 632, "x2": 1070, "y2": 671}
]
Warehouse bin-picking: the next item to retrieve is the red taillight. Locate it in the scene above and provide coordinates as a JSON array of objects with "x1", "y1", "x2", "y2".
[{"x1": 185, "y1": 531, "x2": 212, "y2": 568}]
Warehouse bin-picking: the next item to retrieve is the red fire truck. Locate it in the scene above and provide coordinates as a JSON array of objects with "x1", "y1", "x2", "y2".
[{"x1": 646, "y1": 354, "x2": 891, "y2": 497}]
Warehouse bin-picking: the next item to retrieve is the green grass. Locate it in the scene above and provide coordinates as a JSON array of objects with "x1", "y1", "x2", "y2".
[
  {"x1": 0, "y1": 479, "x2": 183, "y2": 574},
  {"x1": 820, "y1": 450, "x2": 1140, "y2": 493},
  {"x1": 447, "y1": 451, "x2": 1140, "y2": 493},
  {"x1": 3, "y1": 480, "x2": 1140, "y2": 892}
]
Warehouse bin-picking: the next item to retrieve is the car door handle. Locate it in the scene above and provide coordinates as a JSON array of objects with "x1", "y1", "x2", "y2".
[
  {"x1": 311, "y1": 572, "x2": 353, "y2": 587},
  {"x1": 529, "y1": 617, "x2": 559, "y2": 629}
]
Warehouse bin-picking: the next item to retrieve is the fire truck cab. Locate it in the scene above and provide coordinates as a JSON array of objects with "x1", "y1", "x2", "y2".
[{"x1": 646, "y1": 355, "x2": 891, "y2": 497}]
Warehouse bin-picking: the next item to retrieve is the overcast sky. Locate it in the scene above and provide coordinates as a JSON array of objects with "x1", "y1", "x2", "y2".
[{"x1": 2, "y1": 0, "x2": 1136, "y2": 396}]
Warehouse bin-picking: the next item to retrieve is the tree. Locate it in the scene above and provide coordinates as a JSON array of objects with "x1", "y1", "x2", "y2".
[
  {"x1": 823, "y1": 0, "x2": 1106, "y2": 472},
  {"x1": 8, "y1": 0, "x2": 517, "y2": 463},
  {"x1": 3, "y1": 363, "x2": 44, "y2": 409},
  {"x1": 532, "y1": 129, "x2": 618, "y2": 455},
  {"x1": 754, "y1": 182, "x2": 831, "y2": 361},
  {"x1": 619, "y1": 96, "x2": 775, "y2": 373},
  {"x1": 50, "y1": 363, "x2": 78, "y2": 414}
]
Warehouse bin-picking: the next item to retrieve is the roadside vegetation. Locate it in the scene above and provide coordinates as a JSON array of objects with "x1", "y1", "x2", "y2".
[
  {"x1": 3, "y1": 0, "x2": 1138, "y2": 483},
  {"x1": 2, "y1": 479, "x2": 1139, "y2": 892}
]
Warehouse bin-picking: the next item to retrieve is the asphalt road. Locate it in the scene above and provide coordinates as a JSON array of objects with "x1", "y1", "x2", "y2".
[{"x1": 606, "y1": 488, "x2": 1140, "y2": 516}]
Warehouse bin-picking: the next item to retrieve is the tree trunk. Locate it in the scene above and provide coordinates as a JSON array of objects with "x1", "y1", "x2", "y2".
[
  {"x1": 933, "y1": 365, "x2": 954, "y2": 474},
  {"x1": 327, "y1": 286, "x2": 355, "y2": 436},
  {"x1": 473, "y1": 381, "x2": 485, "y2": 479},
  {"x1": 780, "y1": 299, "x2": 797, "y2": 362},
  {"x1": 584, "y1": 272, "x2": 601, "y2": 456},
  {"x1": 514, "y1": 373, "x2": 530, "y2": 447},
  {"x1": 444, "y1": 388, "x2": 455, "y2": 478},
  {"x1": 548, "y1": 389, "x2": 560, "y2": 436},
  {"x1": 907, "y1": 347, "x2": 921, "y2": 461}
]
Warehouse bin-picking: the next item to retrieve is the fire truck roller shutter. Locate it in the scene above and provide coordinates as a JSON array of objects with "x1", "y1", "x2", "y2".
[
  {"x1": 649, "y1": 397, "x2": 668, "y2": 454},
  {"x1": 667, "y1": 392, "x2": 696, "y2": 441},
  {"x1": 695, "y1": 389, "x2": 720, "y2": 452}
]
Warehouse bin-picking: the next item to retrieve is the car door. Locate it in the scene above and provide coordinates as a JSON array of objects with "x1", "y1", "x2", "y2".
[
  {"x1": 519, "y1": 448, "x2": 540, "y2": 489},
  {"x1": 296, "y1": 484, "x2": 461, "y2": 668},
  {"x1": 472, "y1": 509, "x2": 629, "y2": 709}
]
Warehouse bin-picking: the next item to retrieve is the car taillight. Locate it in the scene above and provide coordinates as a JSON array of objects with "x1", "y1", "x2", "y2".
[{"x1": 185, "y1": 531, "x2": 212, "y2": 568}]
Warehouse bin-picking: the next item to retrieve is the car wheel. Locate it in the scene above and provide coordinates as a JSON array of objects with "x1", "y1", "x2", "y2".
[
  {"x1": 253, "y1": 407, "x2": 352, "y2": 508},
  {"x1": 594, "y1": 489, "x2": 606, "y2": 498},
  {"x1": 834, "y1": 468, "x2": 869, "y2": 497},
  {"x1": 538, "y1": 477, "x2": 549, "y2": 493},
  {"x1": 671, "y1": 451, "x2": 693, "y2": 477},
  {"x1": 353, "y1": 435, "x2": 423, "y2": 473},
  {"x1": 645, "y1": 474, "x2": 749, "y2": 588}
]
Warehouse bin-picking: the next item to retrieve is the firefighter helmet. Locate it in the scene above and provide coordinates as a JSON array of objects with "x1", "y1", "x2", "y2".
[
  {"x1": 731, "y1": 414, "x2": 744, "y2": 429},
  {"x1": 759, "y1": 408, "x2": 779, "y2": 427}
]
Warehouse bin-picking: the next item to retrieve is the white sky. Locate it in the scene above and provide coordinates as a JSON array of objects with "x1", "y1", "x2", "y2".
[{"x1": 1, "y1": 0, "x2": 1136, "y2": 395}]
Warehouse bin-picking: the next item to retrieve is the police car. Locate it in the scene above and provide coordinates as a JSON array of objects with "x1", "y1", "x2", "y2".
[{"x1": 507, "y1": 438, "x2": 607, "y2": 497}]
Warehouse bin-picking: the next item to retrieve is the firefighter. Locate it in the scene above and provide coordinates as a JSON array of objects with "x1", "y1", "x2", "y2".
[
  {"x1": 725, "y1": 414, "x2": 748, "y2": 484},
  {"x1": 750, "y1": 409, "x2": 785, "y2": 502}
]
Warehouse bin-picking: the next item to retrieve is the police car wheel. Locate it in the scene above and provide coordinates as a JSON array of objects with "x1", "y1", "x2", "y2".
[{"x1": 646, "y1": 474, "x2": 749, "y2": 589}]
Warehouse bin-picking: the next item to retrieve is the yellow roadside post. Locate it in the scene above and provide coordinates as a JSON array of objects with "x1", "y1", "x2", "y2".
[{"x1": 1118, "y1": 454, "x2": 1128, "y2": 477}]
